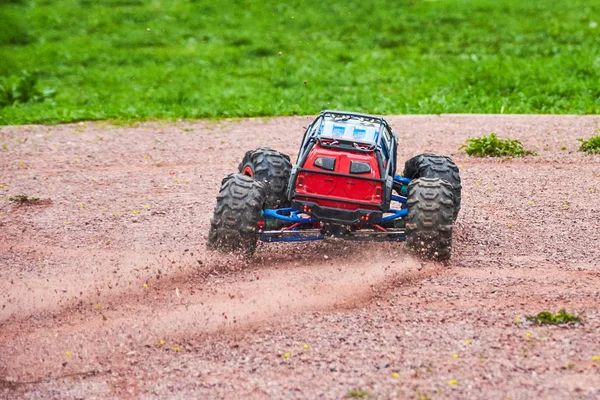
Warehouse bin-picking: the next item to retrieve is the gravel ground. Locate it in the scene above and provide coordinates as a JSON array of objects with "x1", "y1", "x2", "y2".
[{"x1": 1, "y1": 115, "x2": 599, "y2": 399}]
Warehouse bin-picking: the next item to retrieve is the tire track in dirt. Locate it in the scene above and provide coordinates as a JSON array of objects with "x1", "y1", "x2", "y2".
[
  {"x1": 0, "y1": 243, "x2": 169, "y2": 321},
  {"x1": 0, "y1": 243, "x2": 435, "y2": 381}
]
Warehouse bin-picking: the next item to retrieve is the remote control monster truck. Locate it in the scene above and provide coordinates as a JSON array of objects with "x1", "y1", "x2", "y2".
[{"x1": 207, "y1": 110, "x2": 461, "y2": 260}]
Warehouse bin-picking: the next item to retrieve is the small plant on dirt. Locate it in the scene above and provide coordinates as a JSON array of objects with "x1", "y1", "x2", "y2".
[
  {"x1": 577, "y1": 135, "x2": 600, "y2": 154},
  {"x1": 9, "y1": 194, "x2": 40, "y2": 204},
  {"x1": 347, "y1": 389, "x2": 369, "y2": 398},
  {"x1": 459, "y1": 133, "x2": 536, "y2": 157},
  {"x1": 526, "y1": 309, "x2": 581, "y2": 325},
  {"x1": 0, "y1": 71, "x2": 56, "y2": 108}
]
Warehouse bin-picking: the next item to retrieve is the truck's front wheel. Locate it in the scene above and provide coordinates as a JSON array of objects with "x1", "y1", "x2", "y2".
[
  {"x1": 239, "y1": 147, "x2": 292, "y2": 208},
  {"x1": 403, "y1": 153, "x2": 462, "y2": 221}
]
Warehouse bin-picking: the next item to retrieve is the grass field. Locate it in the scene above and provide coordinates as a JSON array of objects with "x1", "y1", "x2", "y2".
[{"x1": 1, "y1": 0, "x2": 600, "y2": 125}]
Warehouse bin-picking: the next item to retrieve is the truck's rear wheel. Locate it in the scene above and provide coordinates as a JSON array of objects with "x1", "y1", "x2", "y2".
[
  {"x1": 207, "y1": 173, "x2": 267, "y2": 256},
  {"x1": 405, "y1": 177, "x2": 454, "y2": 261},
  {"x1": 239, "y1": 147, "x2": 292, "y2": 208},
  {"x1": 403, "y1": 153, "x2": 462, "y2": 221}
]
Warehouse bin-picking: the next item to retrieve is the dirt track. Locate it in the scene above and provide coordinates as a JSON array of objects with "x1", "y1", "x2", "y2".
[{"x1": 1, "y1": 115, "x2": 600, "y2": 399}]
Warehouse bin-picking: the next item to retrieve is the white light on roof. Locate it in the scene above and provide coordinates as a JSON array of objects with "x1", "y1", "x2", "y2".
[{"x1": 320, "y1": 120, "x2": 377, "y2": 142}]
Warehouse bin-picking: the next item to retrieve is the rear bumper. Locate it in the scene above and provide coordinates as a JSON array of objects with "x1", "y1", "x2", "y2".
[{"x1": 291, "y1": 200, "x2": 382, "y2": 225}]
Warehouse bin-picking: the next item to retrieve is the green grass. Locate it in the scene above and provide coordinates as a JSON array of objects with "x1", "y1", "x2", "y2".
[
  {"x1": 526, "y1": 309, "x2": 581, "y2": 325},
  {"x1": 0, "y1": 70, "x2": 56, "y2": 107},
  {"x1": 578, "y1": 135, "x2": 600, "y2": 154},
  {"x1": 347, "y1": 389, "x2": 369, "y2": 399},
  {"x1": 1, "y1": 0, "x2": 600, "y2": 125},
  {"x1": 460, "y1": 132, "x2": 536, "y2": 157}
]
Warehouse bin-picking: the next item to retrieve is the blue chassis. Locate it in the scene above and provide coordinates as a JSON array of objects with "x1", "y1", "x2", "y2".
[{"x1": 260, "y1": 176, "x2": 411, "y2": 243}]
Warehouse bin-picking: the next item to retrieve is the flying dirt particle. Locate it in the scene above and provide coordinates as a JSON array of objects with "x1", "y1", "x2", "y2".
[
  {"x1": 278, "y1": 51, "x2": 282, "y2": 56},
  {"x1": 304, "y1": 80, "x2": 307, "y2": 84},
  {"x1": 323, "y1": 255, "x2": 329, "y2": 260},
  {"x1": 176, "y1": 288, "x2": 180, "y2": 298}
]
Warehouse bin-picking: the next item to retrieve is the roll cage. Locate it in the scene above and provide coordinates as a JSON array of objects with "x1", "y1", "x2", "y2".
[{"x1": 296, "y1": 110, "x2": 399, "y2": 180}]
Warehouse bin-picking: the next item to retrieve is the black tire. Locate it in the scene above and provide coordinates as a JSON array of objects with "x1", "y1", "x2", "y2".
[
  {"x1": 207, "y1": 173, "x2": 267, "y2": 256},
  {"x1": 403, "y1": 153, "x2": 462, "y2": 221},
  {"x1": 405, "y1": 177, "x2": 454, "y2": 261},
  {"x1": 239, "y1": 147, "x2": 292, "y2": 208}
]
